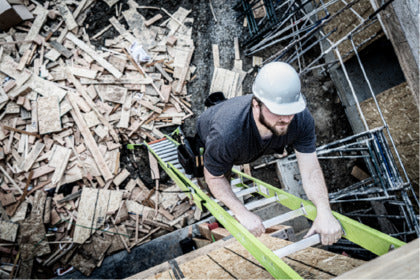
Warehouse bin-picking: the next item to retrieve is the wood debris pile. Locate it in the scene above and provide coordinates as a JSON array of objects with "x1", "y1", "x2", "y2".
[{"x1": 0, "y1": 0, "x2": 200, "y2": 277}]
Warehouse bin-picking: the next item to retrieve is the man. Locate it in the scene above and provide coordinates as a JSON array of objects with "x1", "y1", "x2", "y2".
[{"x1": 196, "y1": 62, "x2": 342, "y2": 245}]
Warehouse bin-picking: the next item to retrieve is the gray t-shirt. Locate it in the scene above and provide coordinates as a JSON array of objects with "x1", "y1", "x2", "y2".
[{"x1": 196, "y1": 95, "x2": 316, "y2": 176}]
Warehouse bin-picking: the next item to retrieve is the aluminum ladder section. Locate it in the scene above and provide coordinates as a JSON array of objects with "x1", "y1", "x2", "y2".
[{"x1": 129, "y1": 136, "x2": 406, "y2": 279}]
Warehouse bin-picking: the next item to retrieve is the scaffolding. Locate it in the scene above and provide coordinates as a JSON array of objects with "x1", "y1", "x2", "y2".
[{"x1": 236, "y1": 0, "x2": 419, "y2": 245}]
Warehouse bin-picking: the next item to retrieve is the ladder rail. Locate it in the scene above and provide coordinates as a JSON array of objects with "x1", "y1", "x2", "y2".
[
  {"x1": 232, "y1": 169, "x2": 406, "y2": 256},
  {"x1": 131, "y1": 135, "x2": 406, "y2": 279}
]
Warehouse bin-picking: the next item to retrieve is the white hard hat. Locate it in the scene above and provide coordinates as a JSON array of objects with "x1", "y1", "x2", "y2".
[{"x1": 252, "y1": 62, "x2": 306, "y2": 115}]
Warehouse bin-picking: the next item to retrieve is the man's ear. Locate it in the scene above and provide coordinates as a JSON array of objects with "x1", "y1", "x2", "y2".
[{"x1": 251, "y1": 99, "x2": 259, "y2": 109}]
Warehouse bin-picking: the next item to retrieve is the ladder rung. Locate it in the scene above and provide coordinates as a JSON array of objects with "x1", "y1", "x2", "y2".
[
  {"x1": 149, "y1": 139, "x2": 171, "y2": 148},
  {"x1": 161, "y1": 154, "x2": 178, "y2": 161},
  {"x1": 262, "y1": 206, "x2": 307, "y2": 228},
  {"x1": 273, "y1": 234, "x2": 321, "y2": 258},
  {"x1": 227, "y1": 196, "x2": 277, "y2": 215},
  {"x1": 154, "y1": 145, "x2": 176, "y2": 154}
]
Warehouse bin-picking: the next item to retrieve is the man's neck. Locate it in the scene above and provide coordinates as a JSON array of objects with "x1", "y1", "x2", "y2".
[{"x1": 252, "y1": 105, "x2": 273, "y2": 139}]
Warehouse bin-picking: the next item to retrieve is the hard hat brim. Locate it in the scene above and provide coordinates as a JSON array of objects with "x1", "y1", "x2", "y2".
[{"x1": 259, "y1": 93, "x2": 306, "y2": 115}]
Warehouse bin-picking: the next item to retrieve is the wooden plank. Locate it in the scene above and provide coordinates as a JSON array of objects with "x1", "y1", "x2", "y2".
[
  {"x1": 0, "y1": 86, "x2": 8, "y2": 105},
  {"x1": 145, "y1": 14, "x2": 163, "y2": 27},
  {"x1": 73, "y1": 188, "x2": 123, "y2": 243},
  {"x1": 69, "y1": 66, "x2": 98, "y2": 79},
  {"x1": 337, "y1": 238, "x2": 419, "y2": 279},
  {"x1": 67, "y1": 92, "x2": 113, "y2": 181},
  {"x1": 117, "y1": 92, "x2": 132, "y2": 128},
  {"x1": 108, "y1": 16, "x2": 136, "y2": 43},
  {"x1": 212, "y1": 44, "x2": 220, "y2": 68},
  {"x1": 175, "y1": 47, "x2": 194, "y2": 94},
  {"x1": 19, "y1": 6, "x2": 48, "y2": 54},
  {"x1": 0, "y1": 192, "x2": 16, "y2": 207},
  {"x1": 49, "y1": 40, "x2": 73, "y2": 59},
  {"x1": 18, "y1": 141, "x2": 45, "y2": 172},
  {"x1": 56, "y1": 0, "x2": 78, "y2": 31},
  {"x1": 0, "y1": 55, "x2": 32, "y2": 88},
  {"x1": 0, "y1": 220, "x2": 19, "y2": 242},
  {"x1": 113, "y1": 169, "x2": 130, "y2": 187},
  {"x1": 138, "y1": 99, "x2": 162, "y2": 114},
  {"x1": 234, "y1": 37, "x2": 240, "y2": 60},
  {"x1": 66, "y1": 33, "x2": 123, "y2": 79},
  {"x1": 83, "y1": 110, "x2": 101, "y2": 128},
  {"x1": 37, "y1": 96, "x2": 62, "y2": 134},
  {"x1": 50, "y1": 145, "x2": 72, "y2": 188},
  {"x1": 209, "y1": 68, "x2": 240, "y2": 99}
]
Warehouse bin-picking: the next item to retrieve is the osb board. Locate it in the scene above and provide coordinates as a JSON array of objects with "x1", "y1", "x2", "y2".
[
  {"x1": 318, "y1": 0, "x2": 383, "y2": 59},
  {"x1": 337, "y1": 238, "x2": 419, "y2": 279},
  {"x1": 73, "y1": 188, "x2": 123, "y2": 244},
  {"x1": 154, "y1": 235, "x2": 364, "y2": 279},
  {"x1": 360, "y1": 82, "x2": 419, "y2": 186}
]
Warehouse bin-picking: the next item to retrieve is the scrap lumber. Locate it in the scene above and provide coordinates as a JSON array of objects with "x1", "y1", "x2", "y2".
[
  {"x1": 37, "y1": 96, "x2": 62, "y2": 134},
  {"x1": 73, "y1": 188, "x2": 123, "y2": 244},
  {"x1": 19, "y1": 6, "x2": 48, "y2": 55},
  {"x1": 56, "y1": 0, "x2": 78, "y2": 31},
  {"x1": 0, "y1": 2, "x2": 199, "y2": 277},
  {"x1": 67, "y1": 93, "x2": 113, "y2": 181},
  {"x1": 66, "y1": 33, "x2": 123, "y2": 79}
]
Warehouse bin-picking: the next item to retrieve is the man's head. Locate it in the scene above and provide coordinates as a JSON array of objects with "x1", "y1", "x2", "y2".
[
  {"x1": 252, "y1": 96, "x2": 294, "y2": 136},
  {"x1": 252, "y1": 62, "x2": 306, "y2": 116}
]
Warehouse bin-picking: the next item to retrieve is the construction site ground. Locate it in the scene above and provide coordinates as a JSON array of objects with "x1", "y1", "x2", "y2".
[{"x1": 1, "y1": 0, "x2": 418, "y2": 279}]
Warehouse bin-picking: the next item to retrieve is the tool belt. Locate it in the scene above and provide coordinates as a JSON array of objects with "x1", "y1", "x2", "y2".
[
  {"x1": 177, "y1": 92, "x2": 226, "y2": 178},
  {"x1": 177, "y1": 134, "x2": 204, "y2": 178}
]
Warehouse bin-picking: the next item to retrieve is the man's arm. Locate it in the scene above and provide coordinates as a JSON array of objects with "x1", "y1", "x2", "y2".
[
  {"x1": 295, "y1": 151, "x2": 343, "y2": 245},
  {"x1": 204, "y1": 167, "x2": 265, "y2": 236}
]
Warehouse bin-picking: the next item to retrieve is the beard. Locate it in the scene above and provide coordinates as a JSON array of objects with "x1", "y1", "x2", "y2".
[{"x1": 259, "y1": 111, "x2": 290, "y2": 136}]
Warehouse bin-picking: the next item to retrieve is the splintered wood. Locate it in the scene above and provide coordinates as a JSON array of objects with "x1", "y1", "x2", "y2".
[{"x1": 0, "y1": 2, "x2": 198, "y2": 278}]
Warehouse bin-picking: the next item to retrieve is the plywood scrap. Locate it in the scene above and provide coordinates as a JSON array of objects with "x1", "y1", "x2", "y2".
[
  {"x1": 37, "y1": 96, "x2": 62, "y2": 134},
  {"x1": 95, "y1": 85, "x2": 127, "y2": 104},
  {"x1": 0, "y1": 220, "x2": 19, "y2": 241},
  {"x1": 73, "y1": 188, "x2": 123, "y2": 244}
]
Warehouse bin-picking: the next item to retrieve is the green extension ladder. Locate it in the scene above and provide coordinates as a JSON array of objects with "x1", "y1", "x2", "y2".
[{"x1": 127, "y1": 134, "x2": 406, "y2": 279}]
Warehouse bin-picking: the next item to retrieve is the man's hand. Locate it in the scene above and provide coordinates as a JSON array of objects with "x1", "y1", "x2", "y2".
[
  {"x1": 235, "y1": 209, "x2": 265, "y2": 237},
  {"x1": 304, "y1": 208, "x2": 343, "y2": 245}
]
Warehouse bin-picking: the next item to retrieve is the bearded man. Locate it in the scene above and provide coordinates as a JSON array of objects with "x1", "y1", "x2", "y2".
[{"x1": 195, "y1": 62, "x2": 342, "y2": 245}]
